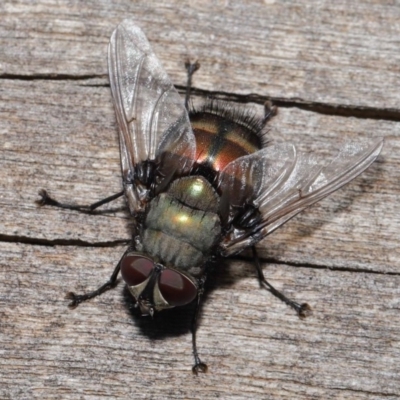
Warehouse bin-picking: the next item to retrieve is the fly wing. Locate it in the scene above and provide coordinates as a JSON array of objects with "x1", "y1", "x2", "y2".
[
  {"x1": 108, "y1": 19, "x2": 195, "y2": 214},
  {"x1": 221, "y1": 138, "x2": 383, "y2": 256},
  {"x1": 217, "y1": 143, "x2": 297, "y2": 223}
]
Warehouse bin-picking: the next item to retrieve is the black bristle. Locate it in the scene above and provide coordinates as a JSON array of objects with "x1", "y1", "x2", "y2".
[{"x1": 189, "y1": 98, "x2": 270, "y2": 148}]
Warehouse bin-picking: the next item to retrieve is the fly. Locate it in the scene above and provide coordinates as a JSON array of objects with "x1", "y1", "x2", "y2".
[{"x1": 37, "y1": 19, "x2": 383, "y2": 373}]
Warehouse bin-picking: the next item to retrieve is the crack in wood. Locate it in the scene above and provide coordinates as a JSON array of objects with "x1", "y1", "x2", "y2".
[
  {"x1": 0, "y1": 234, "x2": 129, "y2": 248},
  {"x1": 2, "y1": 74, "x2": 400, "y2": 121}
]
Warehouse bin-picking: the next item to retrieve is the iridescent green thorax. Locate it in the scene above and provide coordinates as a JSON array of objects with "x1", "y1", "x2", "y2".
[
  {"x1": 168, "y1": 176, "x2": 220, "y2": 212},
  {"x1": 142, "y1": 176, "x2": 221, "y2": 277}
]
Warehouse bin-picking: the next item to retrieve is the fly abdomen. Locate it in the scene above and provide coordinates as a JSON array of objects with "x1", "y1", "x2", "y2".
[{"x1": 189, "y1": 101, "x2": 267, "y2": 173}]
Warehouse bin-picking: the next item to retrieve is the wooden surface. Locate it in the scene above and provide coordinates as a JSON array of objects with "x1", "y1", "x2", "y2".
[{"x1": 1, "y1": 1, "x2": 399, "y2": 399}]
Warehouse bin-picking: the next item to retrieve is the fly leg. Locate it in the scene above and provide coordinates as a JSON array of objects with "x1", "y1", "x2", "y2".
[
  {"x1": 36, "y1": 189, "x2": 125, "y2": 213},
  {"x1": 191, "y1": 277, "x2": 208, "y2": 374},
  {"x1": 252, "y1": 246, "x2": 311, "y2": 319},
  {"x1": 38, "y1": 189, "x2": 129, "y2": 307},
  {"x1": 184, "y1": 60, "x2": 200, "y2": 110},
  {"x1": 262, "y1": 100, "x2": 278, "y2": 126},
  {"x1": 66, "y1": 248, "x2": 130, "y2": 308}
]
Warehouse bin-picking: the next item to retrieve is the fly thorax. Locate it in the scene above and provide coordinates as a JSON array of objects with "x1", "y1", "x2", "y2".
[{"x1": 142, "y1": 176, "x2": 221, "y2": 277}]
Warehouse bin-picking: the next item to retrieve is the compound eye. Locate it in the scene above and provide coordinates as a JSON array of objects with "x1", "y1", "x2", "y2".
[
  {"x1": 158, "y1": 269, "x2": 197, "y2": 307},
  {"x1": 121, "y1": 254, "x2": 154, "y2": 287}
]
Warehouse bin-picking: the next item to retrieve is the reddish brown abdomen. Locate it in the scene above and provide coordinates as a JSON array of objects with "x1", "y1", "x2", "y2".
[{"x1": 190, "y1": 112, "x2": 262, "y2": 172}]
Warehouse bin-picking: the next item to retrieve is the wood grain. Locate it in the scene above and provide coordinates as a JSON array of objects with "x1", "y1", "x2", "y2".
[{"x1": 1, "y1": 1, "x2": 399, "y2": 399}]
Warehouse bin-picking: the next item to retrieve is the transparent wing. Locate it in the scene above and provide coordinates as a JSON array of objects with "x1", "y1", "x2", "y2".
[
  {"x1": 108, "y1": 19, "x2": 195, "y2": 213},
  {"x1": 221, "y1": 138, "x2": 383, "y2": 256},
  {"x1": 217, "y1": 143, "x2": 297, "y2": 222}
]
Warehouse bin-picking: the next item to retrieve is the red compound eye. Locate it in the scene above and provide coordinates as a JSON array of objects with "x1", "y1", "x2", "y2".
[
  {"x1": 158, "y1": 269, "x2": 197, "y2": 307},
  {"x1": 121, "y1": 255, "x2": 154, "y2": 287}
]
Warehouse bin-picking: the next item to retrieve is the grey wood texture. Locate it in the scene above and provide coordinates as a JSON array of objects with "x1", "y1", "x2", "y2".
[{"x1": 1, "y1": 1, "x2": 399, "y2": 399}]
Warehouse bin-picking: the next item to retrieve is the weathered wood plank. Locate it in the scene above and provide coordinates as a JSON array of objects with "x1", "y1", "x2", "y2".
[
  {"x1": 1, "y1": 241, "x2": 400, "y2": 399},
  {"x1": 1, "y1": 0, "x2": 400, "y2": 399},
  {"x1": 1, "y1": 79, "x2": 395, "y2": 271},
  {"x1": 1, "y1": 1, "x2": 400, "y2": 111},
  {"x1": 1, "y1": 77, "x2": 398, "y2": 400}
]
